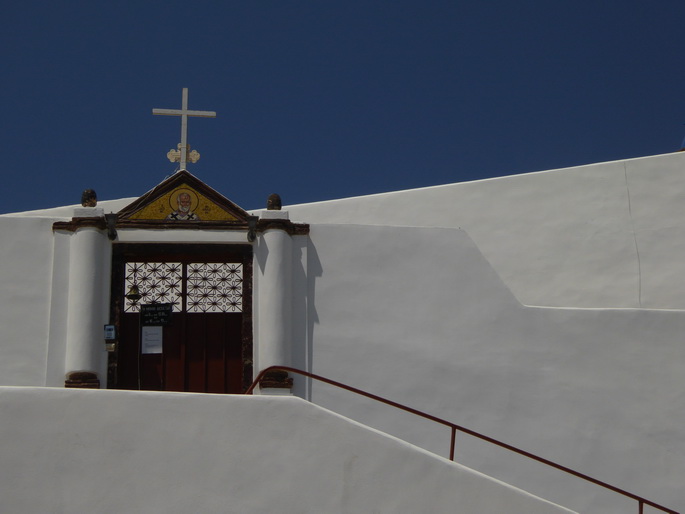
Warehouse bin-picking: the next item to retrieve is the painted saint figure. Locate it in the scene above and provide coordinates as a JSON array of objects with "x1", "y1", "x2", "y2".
[{"x1": 166, "y1": 192, "x2": 201, "y2": 221}]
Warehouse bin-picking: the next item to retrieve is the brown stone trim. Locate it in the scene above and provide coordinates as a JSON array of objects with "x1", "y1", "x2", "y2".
[
  {"x1": 54, "y1": 217, "x2": 310, "y2": 235},
  {"x1": 259, "y1": 370, "x2": 293, "y2": 389},
  {"x1": 53, "y1": 218, "x2": 107, "y2": 232},
  {"x1": 115, "y1": 219, "x2": 250, "y2": 230},
  {"x1": 257, "y1": 218, "x2": 310, "y2": 236},
  {"x1": 241, "y1": 255, "x2": 254, "y2": 392},
  {"x1": 54, "y1": 218, "x2": 250, "y2": 233},
  {"x1": 65, "y1": 371, "x2": 100, "y2": 389}
]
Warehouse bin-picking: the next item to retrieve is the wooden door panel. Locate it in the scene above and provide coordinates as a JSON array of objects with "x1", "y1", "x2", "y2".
[
  {"x1": 224, "y1": 316, "x2": 244, "y2": 393},
  {"x1": 163, "y1": 317, "x2": 185, "y2": 391},
  {"x1": 109, "y1": 244, "x2": 252, "y2": 394},
  {"x1": 140, "y1": 353, "x2": 163, "y2": 391},
  {"x1": 186, "y1": 312, "x2": 208, "y2": 393},
  {"x1": 205, "y1": 314, "x2": 227, "y2": 393}
]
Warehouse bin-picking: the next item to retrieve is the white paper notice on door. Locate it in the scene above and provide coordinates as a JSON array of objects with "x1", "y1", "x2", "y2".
[{"x1": 141, "y1": 326, "x2": 163, "y2": 354}]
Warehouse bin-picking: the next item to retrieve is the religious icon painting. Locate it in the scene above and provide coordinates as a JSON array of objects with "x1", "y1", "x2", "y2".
[{"x1": 117, "y1": 170, "x2": 249, "y2": 224}]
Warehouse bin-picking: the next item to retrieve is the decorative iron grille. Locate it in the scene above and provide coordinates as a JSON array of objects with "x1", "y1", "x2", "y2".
[
  {"x1": 124, "y1": 262, "x2": 182, "y2": 313},
  {"x1": 187, "y1": 262, "x2": 243, "y2": 313},
  {"x1": 124, "y1": 262, "x2": 243, "y2": 313}
]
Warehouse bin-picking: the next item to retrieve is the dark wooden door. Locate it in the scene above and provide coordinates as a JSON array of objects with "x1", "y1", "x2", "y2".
[{"x1": 109, "y1": 244, "x2": 253, "y2": 393}]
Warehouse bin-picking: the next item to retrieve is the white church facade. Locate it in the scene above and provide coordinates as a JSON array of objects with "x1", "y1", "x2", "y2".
[{"x1": 0, "y1": 136, "x2": 683, "y2": 511}]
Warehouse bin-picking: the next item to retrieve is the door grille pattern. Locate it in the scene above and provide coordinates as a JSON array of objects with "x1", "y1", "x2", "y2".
[
  {"x1": 187, "y1": 262, "x2": 243, "y2": 312},
  {"x1": 124, "y1": 262, "x2": 182, "y2": 312},
  {"x1": 124, "y1": 262, "x2": 243, "y2": 313}
]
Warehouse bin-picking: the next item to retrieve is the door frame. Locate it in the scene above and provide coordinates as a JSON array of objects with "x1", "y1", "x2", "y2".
[{"x1": 107, "y1": 242, "x2": 253, "y2": 392}]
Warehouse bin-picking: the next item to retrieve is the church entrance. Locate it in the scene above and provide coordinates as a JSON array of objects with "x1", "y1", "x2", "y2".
[{"x1": 109, "y1": 243, "x2": 253, "y2": 393}]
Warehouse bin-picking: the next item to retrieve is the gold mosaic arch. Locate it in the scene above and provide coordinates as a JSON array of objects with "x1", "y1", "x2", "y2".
[{"x1": 128, "y1": 184, "x2": 238, "y2": 221}]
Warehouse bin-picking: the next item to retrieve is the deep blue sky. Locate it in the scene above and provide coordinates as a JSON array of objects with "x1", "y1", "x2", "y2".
[{"x1": 3, "y1": 1, "x2": 685, "y2": 213}]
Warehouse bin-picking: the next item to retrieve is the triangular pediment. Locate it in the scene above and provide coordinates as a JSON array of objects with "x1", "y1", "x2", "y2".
[{"x1": 117, "y1": 170, "x2": 249, "y2": 227}]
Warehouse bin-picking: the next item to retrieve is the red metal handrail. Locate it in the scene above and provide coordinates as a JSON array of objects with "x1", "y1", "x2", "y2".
[{"x1": 247, "y1": 366, "x2": 679, "y2": 514}]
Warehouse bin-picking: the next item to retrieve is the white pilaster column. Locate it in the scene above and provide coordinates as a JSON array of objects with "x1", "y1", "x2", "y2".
[
  {"x1": 255, "y1": 211, "x2": 293, "y2": 392},
  {"x1": 64, "y1": 214, "x2": 108, "y2": 387}
]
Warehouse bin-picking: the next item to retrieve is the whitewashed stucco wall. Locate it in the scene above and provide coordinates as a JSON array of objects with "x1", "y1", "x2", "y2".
[
  {"x1": 294, "y1": 223, "x2": 684, "y2": 513},
  {"x1": 0, "y1": 153, "x2": 682, "y2": 512},
  {"x1": 287, "y1": 151, "x2": 685, "y2": 309},
  {"x1": 0, "y1": 199, "x2": 131, "y2": 387},
  {"x1": 0, "y1": 388, "x2": 574, "y2": 514},
  {"x1": 0, "y1": 217, "x2": 57, "y2": 386}
]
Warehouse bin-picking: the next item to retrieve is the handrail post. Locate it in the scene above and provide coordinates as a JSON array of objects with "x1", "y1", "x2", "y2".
[{"x1": 449, "y1": 426, "x2": 456, "y2": 461}]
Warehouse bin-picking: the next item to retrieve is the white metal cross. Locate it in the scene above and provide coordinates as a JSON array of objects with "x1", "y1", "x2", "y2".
[{"x1": 153, "y1": 88, "x2": 216, "y2": 170}]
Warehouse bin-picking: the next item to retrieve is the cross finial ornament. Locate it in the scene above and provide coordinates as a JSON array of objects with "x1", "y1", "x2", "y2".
[{"x1": 153, "y1": 88, "x2": 216, "y2": 170}]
